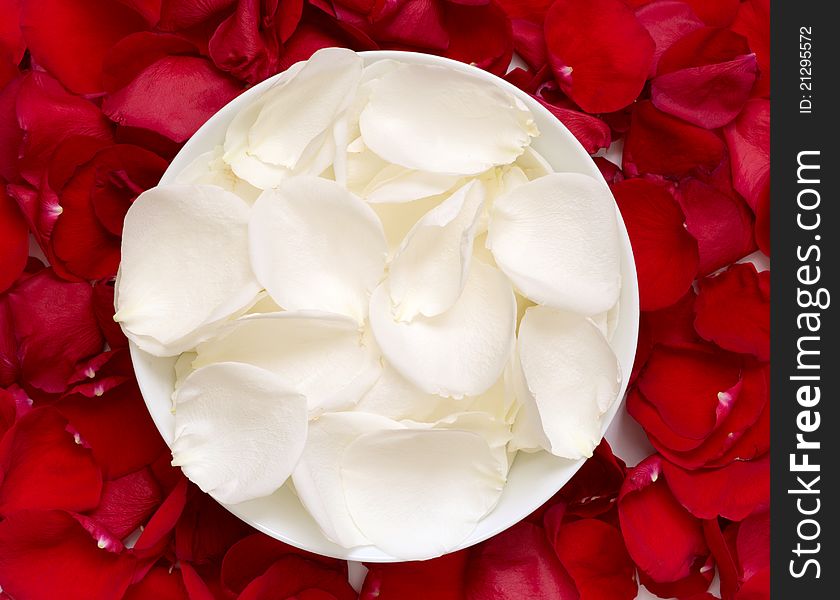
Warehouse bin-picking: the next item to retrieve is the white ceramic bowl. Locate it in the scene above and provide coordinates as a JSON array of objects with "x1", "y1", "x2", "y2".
[{"x1": 130, "y1": 50, "x2": 640, "y2": 562}]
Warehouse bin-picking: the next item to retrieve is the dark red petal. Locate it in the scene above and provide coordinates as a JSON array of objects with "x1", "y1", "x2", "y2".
[
  {"x1": 754, "y1": 178, "x2": 769, "y2": 256},
  {"x1": 651, "y1": 53, "x2": 757, "y2": 129},
  {"x1": 0, "y1": 0, "x2": 24, "y2": 66},
  {"x1": 370, "y1": 0, "x2": 449, "y2": 50},
  {"x1": 640, "y1": 288, "x2": 701, "y2": 350},
  {"x1": 694, "y1": 263, "x2": 769, "y2": 360},
  {"x1": 549, "y1": 517, "x2": 637, "y2": 600},
  {"x1": 124, "y1": 566, "x2": 189, "y2": 600},
  {"x1": 511, "y1": 19, "x2": 546, "y2": 70},
  {"x1": 56, "y1": 382, "x2": 166, "y2": 478},
  {"x1": 735, "y1": 568, "x2": 769, "y2": 600},
  {"x1": 537, "y1": 99, "x2": 612, "y2": 154},
  {"x1": 663, "y1": 456, "x2": 769, "y2": 521},
  {"x1": 442, "y1": 0, "x2": 513, "y2": 76},
  {"x1": 0, "y1": 407, "x2": 102, "y2": 515},
  {"x1": 15, "y1": 72, "x2": 113, "y2": 185},
  {"x1": 222, "y1": 533, "x2": 344, "y2": 594},
  {"x1": 637, "y1": 563, "x2": 714, "y2": 599},
  {"x1": 0, "y1": 387, "x2": 15, "y2": 438},
  {"x1": 612, "y1": 178, "x2": 699, "y2": 310},
  {"x1": 0, "y1": 510, "x2": 137, "y2": 600},
  {"x1": 736, "y1": 510, "x2": 769, "y2": 580},
  {"x1": 179, "y1": 562, "x2": 217, "y2": 600},
  {"x1": 545, "y1": 0, "x2": 654, "y2": 113},
  {"x1": 174, "y1": 489, "x2": 252, "y2": 564},
  {"x1": 683, "y1": 0, "x2": 738, "y2": 27},
  {"x1": 7, "y1": 268, "x2": 104, "y2": 393},
  {"x1": 133, "y1": 475, "x2": 189, "y2": 554},
  {"x1": 238, "y1": 555, "x2": 357, "y2": 600},
  {"x1": 0, "y1": 296, "x2": 18, "y2": 387},
  {"x1": 657, "y1": 27, "x2": 751, "y2": 74},
  {"x1": 732, "y1": 0, "x2": 770, "y2": 98},
  {"x1": 361, "y1": 551, "x2": 467, "y2": 600},
  {"x1": 702, "y1": 519, "x2": 740, "y2": 600},
  {"x1": 676, "y1": 178, "x2": 756, "y2": 275},
  {"x1": 724, "y1": 98, "x2": 769, "y2": 210},
  {"x1": 552, "y1": 439, "x2": 626, "y2": 519},
  {"x1": 118, "y1": 0, "x2": 164, "y2": 25},
  {"x1": 623, "y1": 101, "x2": 725, "y2": 178},
  {"x1": 638, "y1": 346, "x2": 742, "y2": 441},
  {"x1": 0, "y1": 184, "x2": 29, "y2": 293},
  {"x1": 158, "y1": 0, "x2": 236, "y2": 30},
  {"x1": 102, "y1": 56, "x2": 242, "y2": 143},
  {"x1": 465, "y1": 521, "x2": 579, "y2": 599},
  {"x1": 92, "y1": 279, "x2": 129, "y2": 349},
  {"x1": 594, "y1": 157, "x2": 624, "y2": 185},
  {"x1": 618, "y1": 456, "x2": 709, "y2": 583},
  {"x1": 20, "y1": 0, "x2": 146, "y2": 94},
  {"x1": 494, "y1": 0, "x2": 552, "y2": 21},
  {"x1": 0, "y1": 75, "x2": 24, "y2": 183},
  {"x1": 87, "y1": 468, "x2": 162, "y2": 539},
  {"x1": 635, "y1": 0, "x2": 704, "y2": 75},
  {"x1": 103, "y1": 32, "x2": 199, "y2": 93},
  {"x1": 209, "y1": 0, "x2": 281, "y2": 84}
]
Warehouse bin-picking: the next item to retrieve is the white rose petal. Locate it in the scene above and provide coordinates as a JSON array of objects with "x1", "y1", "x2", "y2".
[
  {"x1": 175, "y1": 146, "x2": 261, "y2": 203},
  {"x1": 515, "y1": 146, "x2": 553, "y2": 180},
  {"x1": 341, "y1": 428, "x2": 506, "y2": 559},
  {"x1": 371, "y1": 194, "x2": 447, "y2": 253},
  {"x1": 355, "y1": 363, "x2": 459, "y2": 422},
  {"x1": 249, "y1": 176, "x2": 387, "y2": 322},
  {"x1": 223, "y1": 48, "x2": 362, "y2": 188},
  {"x1": 292, "y1": 412, "x2": 403, "y2": 548},
  {"x1": 388, "y1": 180, "x2": 485, "y2": 321},
  {"x1": 193, "y1": 311, "x2": 380, "y2": 414},
  {"x1": 369, "y1": 261, "x2": 516, "y2": 398},
  {"x1": 360, "y1": 63, "x2": 538, "y2": 175},
  {"x1": 510, "y1": 306, "x2": 620, "y2": 458},
  {"x1": 171, "y1": 362, "x2": 307, "y2": 504},
  {"x1": 486, "y1": 172, "x2": 621, "y2": 315},
  {"x1": 114, "y1": 185, "x2": 261, "y2": 356}
]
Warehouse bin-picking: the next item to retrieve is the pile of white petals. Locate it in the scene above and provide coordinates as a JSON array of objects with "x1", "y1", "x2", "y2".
[{"x1": 115, "y1": 48, "x2": 623, "y2": 559}]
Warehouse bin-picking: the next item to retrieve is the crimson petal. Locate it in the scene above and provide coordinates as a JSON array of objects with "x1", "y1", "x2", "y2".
[
  {"x1": 443, "y1": 0, "x2": 513, "y2": 76},
  {"x1": 238, "y1": 555, "x2": 357, "y2": 600},
  {"x1": 87, "y1": 468, "x2": 162, "y2": 539},
  {"x1": 635, "y1": 0, "x2": 704, "y2": 75},
  {"x1": 732, "y1": 0, "x2": 770, "y2": 98},
  {"x1": 123, "y1": 566, "x2": 189, "y2": 600},
  {"x1": 683, "y1": 0, "x2": 738, "y2": 27},
  {"x1": 612, "y1": 178, "x2": 699, "y2": 310},
  {"x1": 0, "y1": 185, "x2": 28, "y2": 293},
  {"x1": 724, "y1": 98, "x2": 769, "y2": 211},
  {"x1": 545, "y1": 0, "x2": 653, "y2": 114},
  {"x1": 361, "y1": 551, "x2": 467, "y2": 600},
  {"x1": 537, "y1": 99, "x2": 611, "y2": 154}
]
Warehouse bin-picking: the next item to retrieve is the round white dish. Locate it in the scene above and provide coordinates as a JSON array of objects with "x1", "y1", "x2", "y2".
[{"x1": 129, "y1": 50, "x2": 640, "y2": 562}]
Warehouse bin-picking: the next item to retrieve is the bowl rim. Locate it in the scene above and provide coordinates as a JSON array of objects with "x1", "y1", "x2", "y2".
[{"x1": 132, "y1": 48, "x2": 640, "y2": 562}]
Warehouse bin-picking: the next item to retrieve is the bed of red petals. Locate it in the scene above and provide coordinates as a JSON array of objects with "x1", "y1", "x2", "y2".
[{"x1": 0, "y1": 1, "x2": 769, "y2": 599}]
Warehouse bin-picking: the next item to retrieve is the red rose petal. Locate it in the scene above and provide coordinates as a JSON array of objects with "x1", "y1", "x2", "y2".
[
  {"x1": 638, "y1": 346, "x2": 742, "y2": 441},
  {"x1": 87, "y1": 468, "x2": 162, "y2": 539},
  {"x1": 102, "y1": 56, "x2": 242, "y2": 143},
  {"x1": 0, "y1": 185, "x2": 29, "y2": 293},
  {"x1": 20, "y1": 0, "x2": 147, "y2": 94},
  {"x1": 0, "y1": 0, "x2": 24, "y2": 67},
  {"x1": 637, "y1": 563, "x2": 714, "y2": 599},
  {"x1": 56, "y1": 382, "x2": 166, "y2": 478},
  {"x1": 663, "y1": 455, "x2": 769, "y2": 521},
  {"x1": 634, "y1": 0, "x2": 704, "y2": 75},
  {"x1": 618, "y1": 456, "x2": 709, "y2": 584},
  {"x1": 123, "y1": 566, "x2": 189, "y2": 600},
  {"x1": 676, "y1": 178, "x2": 756, "y2": 275},
  {"x1": 361, "y1": 551, "x2": 467, "y2": 600},
  {"x1": 640, "y1": 288, "x2": 701, "y2": 350},
  {"x1": 103, "y1": 32, "x2": 199, "y2": 93},
  {"x1": 0, "y1": 388, "x2": 15, "y2": 438},
  {"x1": 238, "y1": 555, "x2": 357, "y2": 600},
  {"x1": 683, "y1": 0, "x2": 738, "y2": 27},
  {"x1": 15, "y1": 71, "x2": 114, "y2": 185},
  {"x1": 133, "y1": 475, "x2": 189, "y2": 554},
  {"x1": 0, "y1": 296, "x2": 18, "y2": 388},
  {"x1": 545, "y1": 0, "x2": 653, "y2": 114},
  {"x1": 732, "y1": 0, "x2": 770, "y2": 98},
  {"x1": 548, "y1": 516, "x2": 637, "y2": 600},
  {"x1": 179, "y1": 562, "x2": 217, "y2": 600},
  {"x1": 594, "y1": 157, "x2": 624, "y2": 185},
  {"x1": 222, "y1": 533, "x2": 344, "y2": 595},
  {"x1": 694, "y1": 263, "x2": 770, "y2": 360},
  {"x1": 92, "y1": 279, "x2": 129, "y2": 349},
  {"x1": 7, "y1": 268, "x2": 104, "y2": 394},
  {"x1": 158, "y1": 0, "x2": 236, "y2": 31},
  {"x1": 465, "y1": 521, "x2": 579, "y2": 599},
  {"x1": 537, "y1": 99, "x2": 612, "y2": 154},
  {"x1": 443, "y1": 0, "x2": 513, "y2": 76},
  {"x1": 0, "y1": 75, "x2": 24, "y2": 183},
  {"x1": 552, "y1": 439, "x2": 626, "y2": 519},
  {"x1": 494, "y1": 0, "x2": 552, "y2": 21},
  {"x1": 118, "y1": 0, "x2": 165, "y2": 26},
  {"x1": 623, "y1": 101, "x2": 725, "y2": 178},
  {"x1": 702, "y1": 519, "x2": 739, "y2": 600},
  {"x1": 612, "y1": 178, "x2": 699, "y2": 310},
  {"x1": 510, "y1": 19, "x2": 546, "y2": 70},
  {"x1": 0, "y1": 510, "x2": 137, "y2": 600},
  {"x1": 657, "y1": 26, "x2": 751, "y2": 75},
  {"x1": 174, "y1": 489, "x2": 252, "y2": 564},
  {"x1": 724, "y1": 98, "x2": 769, "y2": 210},
  {"x1": 209, "y1": 0, "x2": 282, "y2": 84},
  {"x1": 370, "y1": 0, "x2": 449, "y2": 50},
  {"x1": 0, "y1": 407, "x2": 102, "y2": 515},
  {"x1": 736, "y1": 510, "x2": 769, "y2": 580}
]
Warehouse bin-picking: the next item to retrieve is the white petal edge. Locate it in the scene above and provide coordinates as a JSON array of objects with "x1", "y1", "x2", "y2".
[
  {"x1": 114, "y1": 184, "x2": 261, "y2": 356},
  {"x1": 292, "y1": 412, "x2": 403, "y2": 548},
  {"x1": 193, "y1": 311, "x2": 381, "y2": 414},
  {"x1": 360, "y1": 63, "x2": 538, "y2": 175},
  {"x1": 510, "y1": 306, "x2": 621, "y2": 458},
  {"x1": 369, "y1": 261, "x2": 516, "y2": 398},
  {"x1": 341, "y1": 428, "x2": 505, "y2": 559},
  {"x1": 388, "y1": 180, "x2": 485, "y2": 321},
  {"x1": 171, "y1": 362, "x2": 307, "y2": 504},
  {"x1": 486, "y1": 172, "x2": 621, "y2": 316},
  {"x1": 249, "y1": 177, "x2": 387, "y2": 323},
  {"x1": 174, "y1": 146, "x2": 261, "y2": 203}
]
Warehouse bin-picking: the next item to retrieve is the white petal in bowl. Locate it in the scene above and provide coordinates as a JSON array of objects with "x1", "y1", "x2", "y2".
[
  {"x1": 171, "y1": 362, "x2": 308, "y2": 504},
  {"x1": 114, "y1": 185, "x2": 261, "y2": 356},
  {"x1": 340, "y1": 428, "x2": 506, "y2": 559},
  {"x1": 174, "y1": 146, "x2": 261, "y2": 203},
  {"x1": 359, "y1": 63, "x2": 538, "y2": 175},
  {"x1": 510, "y1": 306, "x2": 621, "y2": 459},
  {"x1": 388, "y1": 180, "x2": 485, "y2": 321},
  {"x1": 223, "y1": 48, "x2": 362, "y2": 188},
  {"x1": 486, "y1": 172, "x2": 621, "y2": 316},
  {"x1": 249, "y1": 177, "x2": 387, "y2": 323},
  {"x1": 193, "y1": 311, "x2": 381, "y2": 414},
  {"x1": 369, "y1": 261, "x2": 516, "y2": 398},
  {"x1": 292, "y1": 412, "x2": 403, "y2": 548}
]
